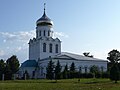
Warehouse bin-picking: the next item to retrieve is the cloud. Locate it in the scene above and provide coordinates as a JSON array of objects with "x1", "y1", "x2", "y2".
[
  {"x1": 0, "y1": 49, "x2": 5, "y2": 56},
  {"x1": 15, "y1": 46, "x2": 22, "y2": 52},
  {"x1": 0, "y1": 30, "x2": 68, "y2": 62},
  {"x1": 0, "y1": 30, "x2": 68, "y2": 43},
  {"x1": 0, "y1": 30, "x2": 35, "y2": 61},
  {"x1": 54, "y1": 32, "x2": 69, "y2": 38},
  {"x1": 0, "y1": 30, "x2": 36, "y2": 43}
]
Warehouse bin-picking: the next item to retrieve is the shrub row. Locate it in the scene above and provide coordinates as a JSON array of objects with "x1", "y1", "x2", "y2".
[{"x1": 60, "y1": 71, "x2": 109, "y2": 79}]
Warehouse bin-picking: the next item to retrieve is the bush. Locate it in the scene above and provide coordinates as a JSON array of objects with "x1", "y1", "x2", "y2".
[
  {"x1": 69, "y1": 71, "x2": 78, "y2": 78},
  {"x1": 102, "y1": 72, "x2": 109, "y2": 78},
  {"x1": 95, "y1": 73, "x2": 101, "y2": 78}
]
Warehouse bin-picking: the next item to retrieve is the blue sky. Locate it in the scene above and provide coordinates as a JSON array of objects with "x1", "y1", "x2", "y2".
[{"x1": 0, "y1": 0, "x2": 120, "y2": 63}]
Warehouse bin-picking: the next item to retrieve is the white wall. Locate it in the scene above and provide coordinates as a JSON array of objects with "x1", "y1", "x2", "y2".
[
  {"x1": 29, "y1": 25, "x2": 61, "y2": 61},
  {"x1": 37, "y1": 59, "x2": 107, "y2": 78},
  {"x1": 19, "y1": 67, "x2": 36, "y2": 79}
]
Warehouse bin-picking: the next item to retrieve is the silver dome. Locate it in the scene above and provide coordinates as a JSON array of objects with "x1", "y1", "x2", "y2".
[{"x1": 36, "y1": 10, "x2": 53, "y2": 26}]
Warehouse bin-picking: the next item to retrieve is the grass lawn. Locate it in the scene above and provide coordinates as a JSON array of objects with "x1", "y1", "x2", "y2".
[{"x1": 0, "y1": 78, "x2": 120, "y2": 90}]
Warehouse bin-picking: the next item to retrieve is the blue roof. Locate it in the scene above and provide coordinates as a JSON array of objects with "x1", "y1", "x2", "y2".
[{"x1": 21, "y1": 60, "x2": 38, "y2": 67}]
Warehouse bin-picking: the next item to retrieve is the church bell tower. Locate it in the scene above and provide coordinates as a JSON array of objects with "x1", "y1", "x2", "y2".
[{"x1": 28, "y1": 3, "x2": 61, "y2": 61}]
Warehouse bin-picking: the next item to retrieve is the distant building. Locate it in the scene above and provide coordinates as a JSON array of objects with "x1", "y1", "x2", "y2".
[{"x1": 19, "y1": 4, "x2": 107, "y2": 79}]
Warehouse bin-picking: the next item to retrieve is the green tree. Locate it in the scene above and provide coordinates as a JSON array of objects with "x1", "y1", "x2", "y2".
[
  {"x1": 55, "y1": 60, "x2": 61, "y2": 79},
  {"x1": 4, "y1": 64, "x2": 12, "y2": 80},
  {"x1": 107, "y1": 49, "x2": 120, "y2": 83},
  {"x1": 90, "y1": 65, "x2": 100, "y2": 78},
  {"x1": 64, "y1": 64, "x2": 68, "y2": 72},
  {"x1": 70, "y1": 62, "x2": 75, "y2": 72},
  {"x1": 0, "y1": 59, "x2": 5, "y2": 80},
  {"x1": 62, "y1": 64, "x2": 68, "y2": 79},
  {"x1": 110, "y1": 63, "x2": 120, "y2": 83},
  {"x1": 46, "y1": 59, "x2": 54, "y2": 80},
  {"x1": 70, "y1": 62, "x2": 76, "y2": 78},
  {"x1": 6, "y1": 55, "x2": 20, "y2": 74},
  {"x1": 107, "y1": 49, "x2": 120, "y2": 63}
]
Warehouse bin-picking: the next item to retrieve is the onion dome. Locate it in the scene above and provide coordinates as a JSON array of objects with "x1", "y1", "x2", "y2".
[{"x1": 36, "y1": 4, "x2": 53, "y2": 26}]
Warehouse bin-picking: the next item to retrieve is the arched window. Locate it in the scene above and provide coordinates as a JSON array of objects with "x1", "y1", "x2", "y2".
[
  {"x1": 49, "y1": 44, "x2": 52, "y2": 53},
  {"x1": 43, "y1": 43, "x2": 46, "y2": 52},
  {"x1": 39, "y1": 31, "x2": 41, "y2": 36},
  {"x1": 79, "y1": 67, "x2": 82, "y2": 73},
  {"x1": 48, "y1": 31, "x2": 50, "y2": 36},
  {"x1": 85, "y1": 67, "x2": 87, "y2": 73},
  {"x1": 44, "y1": 30, "x2": 45, "y2": 36},
  {"x1": 55, "y1": 44, "x2": 58, "y2": 53}
]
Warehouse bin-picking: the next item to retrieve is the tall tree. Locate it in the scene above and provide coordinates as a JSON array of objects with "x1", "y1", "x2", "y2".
[
  {"x1": 55, "y1": 60, "x2": 61, "y2": 79},
  {"x1": 4, "y1": 64, "x2": 12, "y2": 80},
  {"x1": 107, "y1": 49, "x2": 120, "y2": 63},
  {"x1": 64, "y1": 64, "x2": 68, "y2": 72},
  {"x1": 70, "y1": 62, "x2": 75, "y2": 72},
  {"x1": 70, "y1": 62, "x2": 76, "y2": 78},
  {"x1": 62, "y1": 64, "x2": 68, "y2": 79},
  {"x1": 6, "y1": 55, "x2": 20, "y2": 74},
  {"x1": 107, "y1": 49, "x2": 120, "y2": 83},
  {"x1": 46, "y1": 59, "x2": 54, "y2": 80},
  {"x1": 110, "y1": 63, "x2": 120, "y2": 83},
  {"x1": 0, "y1": 59, "x2": 5, "y2": 80}
]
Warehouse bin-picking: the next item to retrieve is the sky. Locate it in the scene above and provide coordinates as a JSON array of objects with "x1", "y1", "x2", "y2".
[{"x1": 0, "y1": 0, "x2": 120, "y2": 63}]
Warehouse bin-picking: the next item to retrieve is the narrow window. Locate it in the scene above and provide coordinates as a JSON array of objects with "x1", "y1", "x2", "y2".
[
  {"x1": 79, "y1": 67, "x2": 82, "y2": 73},
  {"x1": 48, "y1": 31, "x2": 50, "y2": 36},
  {"x1": 43, "y1": 43, "x2": 46, "y2": 52},
  {"x1": 39, "y1": 31, "x2": 41, "y2": 36},
  {"x1": 44, "y1": 30, "x2": 45, "y2": 36},
  {"x1": 55, "y1": 44, "x2": 58, "y2": 53},
  {"x1": 85, "y1": 67, "x2": 87, "y2": 73},
  {"x1": 36, "y1": 30, "x2": 38, "y2": 38},
  {"x1": 49, "y1": 44, "x2": 52, "y2": 53}
]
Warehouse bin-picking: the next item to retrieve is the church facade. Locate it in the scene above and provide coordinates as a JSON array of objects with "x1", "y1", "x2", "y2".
[{"x1": 19, "y1": 5, "x2": 108, "y2": 79}]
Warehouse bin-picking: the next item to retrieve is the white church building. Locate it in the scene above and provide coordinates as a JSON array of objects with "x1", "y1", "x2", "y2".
[{"x1": 19, "y1": 5, "x2": 107, "y2": 79}]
